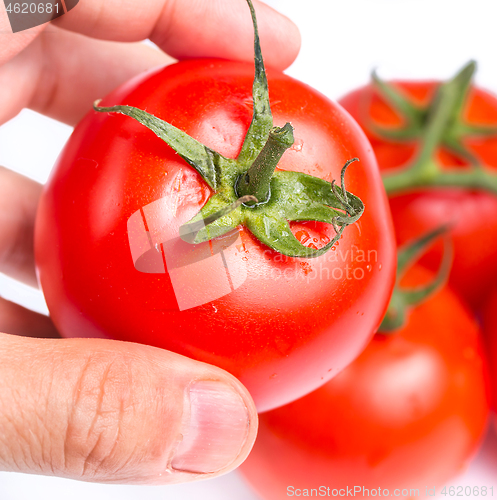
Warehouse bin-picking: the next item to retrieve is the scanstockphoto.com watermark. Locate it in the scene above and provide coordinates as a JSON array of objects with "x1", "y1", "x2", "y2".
[
  {"x1": 263, "y1": 245, "x2": 379, "y2": 283},
  {"x1": 1, "y1": 0, "x2": 79, "y2": 33},
  {"x1": 286, "y1": 485, "x2": 495, "y2": 497},
  {"x1": 287, "y1": 486, "x2": 422, "y2": 497},
  {"x1": 129, "y1": 207, "x2": 378, "y2": 311},
  {"x1": 128, "y1": 195, "x2": 380, "y2": 311}
]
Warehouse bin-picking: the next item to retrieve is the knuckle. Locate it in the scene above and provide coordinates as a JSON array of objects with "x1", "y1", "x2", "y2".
[{"x1": 62, "y1": 352, "x2": 141, "y2": 480}]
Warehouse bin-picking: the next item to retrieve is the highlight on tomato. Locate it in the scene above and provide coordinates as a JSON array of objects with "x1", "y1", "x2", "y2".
[
  {"x1": 339, "y1": 62, "x2": 497, "y2": 309},
  {"x1": 34, "y1": 0, "x2": 395, "y2": 411},
  {"x1": 240, "y1": 229, "x2": 489, "y2": 497}
]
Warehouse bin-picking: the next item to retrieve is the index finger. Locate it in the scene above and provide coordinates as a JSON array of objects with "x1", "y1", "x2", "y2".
[
  {"x1": 0, "y1": 0, "x2": 300, "y2": 126},
  {"x1": 56, "y1": 0, "x2": 301, "y2": 70},
  {"x1": 0, "y1": 0, "x2": 299, "y2": 77}
]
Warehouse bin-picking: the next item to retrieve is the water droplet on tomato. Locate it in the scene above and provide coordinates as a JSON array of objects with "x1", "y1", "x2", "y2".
[
  {"x1": 295, "y1": 229, "x2": 311, "y2": 245},
  {"x1": 299, "y1": 261, "x2": 312, "y2": 275},
  {"x1": 290, "y1": 138, "x2": 304, "y2": 152}
]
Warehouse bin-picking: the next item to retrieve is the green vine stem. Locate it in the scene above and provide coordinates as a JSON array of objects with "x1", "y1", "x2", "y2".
[
  {"x1": 179, "y1": 195, "x2": 257, "y2": 243},
  {"x1": 93, "y1": 0, "x2": 365, "y2": 258},
  {"x1": 380, "y1": 226, "x2": 452, "y2": 333},
  {"x1": 373, "y1": 61, "x2": 497, "y2": 196},
  {"x1": 236, "y1": 123, "x2": 295, "y2": 205}
]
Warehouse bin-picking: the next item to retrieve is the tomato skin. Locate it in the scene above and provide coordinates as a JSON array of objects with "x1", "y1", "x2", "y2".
[
  {"x1": 241, "y1": 266, "x2": 490, "y2": 497},
  {"x1": 482, "y1": 289, "x2": 497, "y2": 419},
  {"x1": 339, "y1": 82, "x2": 497, "y2": 309},
  {"x1": 35, "y1": 59, "x2": 395, "y2": 412}
]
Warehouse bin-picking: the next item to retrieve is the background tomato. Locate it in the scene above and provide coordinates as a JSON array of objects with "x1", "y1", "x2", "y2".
[
  {"x1": 339, "y1": 78, "x2": 497, "y2": 309},
  {"x1": 482, "y1": 288, "x2": 497, "y2": 423},
  {"x1": 35, "y1": 59, "x2": 395, "y2": 412},
  {"x1": 240, "y1": 265, "x2": 490, "y2": 498}
]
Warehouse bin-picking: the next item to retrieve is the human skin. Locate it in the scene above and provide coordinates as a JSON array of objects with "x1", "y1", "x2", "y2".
[{"x1": 0, "y1": 0, "x2": 300, "y2": 485}]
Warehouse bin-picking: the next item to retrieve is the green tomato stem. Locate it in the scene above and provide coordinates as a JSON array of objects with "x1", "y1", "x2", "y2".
[
  {"x1": 236, "y1": 123, "x2": 294, "y2": 205},
  {"x1": 374, "y1": 61, "x2": 497, "y2": 197},
  {"x1": 92, "y1": 0, "x2": 366, "y2": 258},
  {"x1": 379, "y1": 226, "x2": 452, "y2": 333}
]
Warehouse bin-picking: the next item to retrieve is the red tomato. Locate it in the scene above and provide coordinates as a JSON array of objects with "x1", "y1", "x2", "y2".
[
  {"x1": 339, "y1": 79, "x2": 497, "y2": 309},
  {"x1": 241, "y1": 265, "x2": 489, "y2": 496},
  {"x1": 35, "y1": 59, "x2": 395, "y2": 412},
  {"x1": 482, "y1": 288, "x2": 497, "y2": 420}
]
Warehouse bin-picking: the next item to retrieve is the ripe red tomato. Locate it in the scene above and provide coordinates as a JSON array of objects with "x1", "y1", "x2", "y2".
[
  {"x1": 339, "y1": 72, "x2": 497, "y2": 309},
  {"x1": 482, "y1": 288, "x2": 497, "y2": 421},
  {"x1": 35, "y1": 58, "x2": 395, "y2": 412},
  {"x1": 241, "y1": 264, "x2": 489, "y2": 496}
]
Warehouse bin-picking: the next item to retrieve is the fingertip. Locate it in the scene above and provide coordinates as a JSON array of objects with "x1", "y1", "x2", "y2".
[
  {"x1": 150, "y1": 0, "x2": 301, "y2": 71},
  {"x1": 170, "y1": 378, "x2": 257, "y2": 476},
  {"x1": 47, "y1": 0, "x2": 301, "y2": 71},
  {"x1": 156, "y1": 352, "x2": 258, "y2": 480}
]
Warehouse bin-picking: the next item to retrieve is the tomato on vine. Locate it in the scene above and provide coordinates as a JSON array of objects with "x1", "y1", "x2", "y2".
[
  {"x1": 35, "y1": 0, "x2": 395, "y2": 411},
  {"x1": 241, "y1": 230, "x2": 489, "y2": 497},
  {"x1": 339, "y1": 62, "x2": 497, "y2": 309}
]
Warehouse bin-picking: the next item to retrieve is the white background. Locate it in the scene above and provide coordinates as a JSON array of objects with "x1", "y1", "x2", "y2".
[{"x1": 1, "y1": 0, "x2": 497, "y2": 498}]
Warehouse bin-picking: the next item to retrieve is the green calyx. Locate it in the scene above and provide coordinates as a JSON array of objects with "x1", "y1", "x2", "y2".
[
  {"x1": 372, "y1": 61, "x2": 497, "y2": 195},
  {"x1": 379, "y1": 226, "x2": 452, "y2": 333},
  {"x1": 93, "y1": 0, "x2": 364, "y2": 258}
]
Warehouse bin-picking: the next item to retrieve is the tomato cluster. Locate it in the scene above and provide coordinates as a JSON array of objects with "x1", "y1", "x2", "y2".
[
  {"x1": 34, "y1": 0, "x2": 496, "y2": 495},
  {"x1": 339, "y1": 65, "x2": 497, "y2": 310},
  {"x1": 240, "y1": 63, "x2": 497, "y2": 497}
]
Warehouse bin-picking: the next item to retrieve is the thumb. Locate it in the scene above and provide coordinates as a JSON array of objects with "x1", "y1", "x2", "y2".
[{"x1": 0, "y1": 333, "x2": 257, "y2": 484}]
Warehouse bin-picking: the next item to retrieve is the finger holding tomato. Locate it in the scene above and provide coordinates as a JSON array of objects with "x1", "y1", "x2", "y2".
[{"x1": 0, "y1": 0, "x2": 304, "y2": 486}]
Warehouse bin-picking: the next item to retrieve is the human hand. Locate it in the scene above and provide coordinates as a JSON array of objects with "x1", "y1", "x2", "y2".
[{"x1": 0, "y1": 0, "x2": 300, "y2": 485}]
